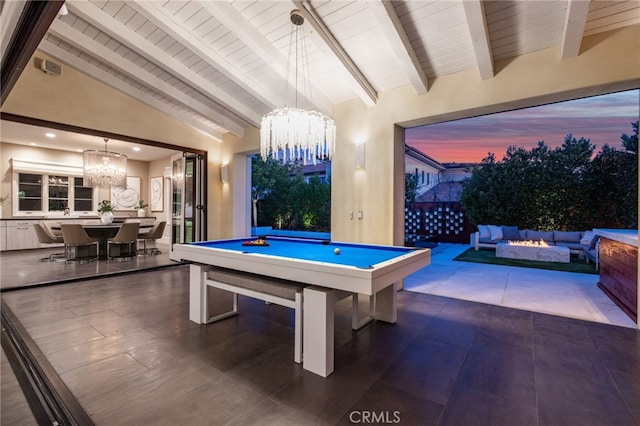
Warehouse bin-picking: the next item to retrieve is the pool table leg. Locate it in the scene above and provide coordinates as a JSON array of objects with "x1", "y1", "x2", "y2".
[
  {"x1": 189, "y1": 264, "x2": 207, "y2": 324},
  {"x1": 374, "y1": 284, "x2": 397, "y2": 323},
  {"x1": 303, "y1": 286, "x2": 338, "y2": 377}
]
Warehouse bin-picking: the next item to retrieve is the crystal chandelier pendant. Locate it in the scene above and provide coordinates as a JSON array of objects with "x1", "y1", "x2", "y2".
[
  {"x1": 260, "y1": 107, "x2": 335, "y2": 164},
  {"x1": 83, "y1": 138, "x2": 127, "y2": 188},
  {"x1": 260, "y1": 10, "x2": 336, "y2": 165}
]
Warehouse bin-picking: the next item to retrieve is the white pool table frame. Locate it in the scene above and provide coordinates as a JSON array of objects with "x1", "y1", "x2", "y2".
[{"x1": 173, "y1": 239, "x2": 431, "y2": 377}]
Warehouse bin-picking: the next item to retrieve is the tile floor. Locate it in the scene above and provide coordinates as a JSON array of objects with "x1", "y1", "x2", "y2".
[
  {"x1": 1, "y1": 242, "x2": 639, "y2": 425},
  {"x1": 0, "y1": 244, "x2": 176, "y2": 290},
  {"x1": 2, "y1": 266, "x2": 639, "y2": 425},
  {"x1": 404, "y1": 244, "x2": 637, "y2": 328}
]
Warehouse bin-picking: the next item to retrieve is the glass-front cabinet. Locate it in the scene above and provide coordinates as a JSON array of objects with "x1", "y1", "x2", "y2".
[
  {"x1": 18, "y1": 173, "x2": 43, "y2": 212},
  {"x1": 12, "y1": 160, "x2": 97, "y2": 216},
  {"x1": 48, "y1": 175, "x2": 69, "y2": 211}
]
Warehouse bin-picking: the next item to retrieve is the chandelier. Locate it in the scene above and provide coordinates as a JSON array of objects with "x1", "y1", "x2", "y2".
[
  {"x1": 83, "y1": 138, "x2": 127, "y2": 188},
  {"x1": 260, "y1": 9, "x2": 336, "y2": 165}
]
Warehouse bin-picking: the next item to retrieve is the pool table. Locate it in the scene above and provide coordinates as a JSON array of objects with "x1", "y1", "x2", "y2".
[{"x1": 172, "y1": 236, "x2": 431, "y2": 376}]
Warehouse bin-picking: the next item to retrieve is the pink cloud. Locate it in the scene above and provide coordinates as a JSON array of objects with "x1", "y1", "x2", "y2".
[{"x1": 406, "y1": 89, "x2": 639, "y2": 163}]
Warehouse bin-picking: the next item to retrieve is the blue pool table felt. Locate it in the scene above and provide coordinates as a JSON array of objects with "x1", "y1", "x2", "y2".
[{"x1": 191, "y1": 237, "x2": 417, "y2": 269}]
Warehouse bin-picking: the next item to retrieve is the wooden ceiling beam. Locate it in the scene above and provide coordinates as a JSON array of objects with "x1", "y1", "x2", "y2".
[
  {"x1": 293, "y1": 0, "x2": 378, "y2": 107},
  {"x1": 367, "y1": 1, "x2": 428, "y2": 94},
  {"x1": 462, "y1": 0, "x2": 494, "y2": 80},
  {"x1": 128, "y1": 2, "x2": 281, "y2": 112},
  {"x1": 201, "y1": 1, "x2": 333, "y2": 116},
  {"x1": 39, "y1": 39, "x2": 226, "y2": 142},
  {"x1": 66, "y1": 2, "x2": 260, "y2": 127},
  {"x1": 561, "y1": 0, "x2": 591, "y2": 59}
]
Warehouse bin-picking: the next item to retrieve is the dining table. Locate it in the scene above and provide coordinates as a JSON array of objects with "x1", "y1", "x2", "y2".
[{"x1": 52, "y1": 222, "x2": 152, "y2": 259}]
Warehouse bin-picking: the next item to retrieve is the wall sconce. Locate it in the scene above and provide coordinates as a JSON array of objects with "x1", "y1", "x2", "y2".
[
  {"x1": 220, "y1": 164, "x2": 229, "y2": 184},
  {"x1": 355, "y1": 143, "x2": 365, "y2": 170}
]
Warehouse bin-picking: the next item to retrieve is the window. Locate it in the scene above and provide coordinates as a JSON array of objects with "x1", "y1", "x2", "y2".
[
  {"x1": 18, "y1": 173, "x2": 42, "y2": 211},
  {"x1": 74, "y1": 178, "x2": 93, "y2": 211},
  {"x1": 48, "y1": 175, "x2": 69, "y2": 211}
]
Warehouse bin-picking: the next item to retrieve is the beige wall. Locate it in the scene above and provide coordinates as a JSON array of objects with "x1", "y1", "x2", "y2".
[{"x1": 0, "y1": 141, "x2": 156, "y2": 218}]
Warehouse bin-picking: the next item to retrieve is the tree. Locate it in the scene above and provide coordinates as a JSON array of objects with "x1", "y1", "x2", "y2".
[
  {"x1": 251, "y1": 156, "x2": 331, "y2": 231},
  {"x1": 582, "y1": 121, "x2": 638, "y2": 228},
  {"x1": 461, "y1": 124, "x2": 638, "y2": 230},
  {"x1": 405, "y1": 173, "x2": 418, "y2": 204},
  {"x1": 299, "y1": 175, "x2": 331, "y2": 231}
]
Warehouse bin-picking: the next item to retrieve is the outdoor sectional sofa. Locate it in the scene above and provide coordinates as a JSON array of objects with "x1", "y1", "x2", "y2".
[{"x1": 472, "y1": 225, "x2": 600, "y2": 266}]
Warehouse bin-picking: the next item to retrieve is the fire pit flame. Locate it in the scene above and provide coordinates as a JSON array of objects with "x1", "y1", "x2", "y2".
[{"x1": 506, "y1": 239, "x2": 549, "y2": 247}]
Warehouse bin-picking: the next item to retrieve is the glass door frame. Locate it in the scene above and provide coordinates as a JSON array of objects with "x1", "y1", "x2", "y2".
[{"x1": 169, "y1": 152, "x2": 207, "y2": 259}]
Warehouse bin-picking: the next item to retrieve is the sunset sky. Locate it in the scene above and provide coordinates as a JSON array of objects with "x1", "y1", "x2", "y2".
[{"x1": 405, "y1": 89, "x2": 639, "y2": 163}]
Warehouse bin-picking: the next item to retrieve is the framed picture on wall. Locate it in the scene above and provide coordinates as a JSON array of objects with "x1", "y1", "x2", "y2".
[
  {"x1": 150, "y1": 176, "x2": 163, "y2": 212},
  {"x1": 111, "y1": 176, "x2": 141, "y2": 210}
]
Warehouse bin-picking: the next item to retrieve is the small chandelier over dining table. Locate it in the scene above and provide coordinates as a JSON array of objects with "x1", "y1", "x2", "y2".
[
  {"x1": 83, "y1": 138, "x2": 127, "y2": 188},
  {"x1": 260, "y1": 9, "x2": 336, "y2": 165}
]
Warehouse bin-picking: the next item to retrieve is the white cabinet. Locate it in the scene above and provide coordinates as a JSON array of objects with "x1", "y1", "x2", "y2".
[{"x1": 5, "y1": 220, "x2": 40, "y2": 250}]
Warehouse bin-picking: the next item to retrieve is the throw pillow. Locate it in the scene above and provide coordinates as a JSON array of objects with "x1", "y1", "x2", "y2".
[
  {"x1": 502, "y1": 226, "x2": 522, "y2": 241},
  {"x1": 588, "y1": 235, "x2": 600, "y2": 251},
  {"x1": 488, "y1": 225, "x2": 503, "y2": 241},
  {"x1": 554, "y1": 231, "x2": 582, "y2": 242},
  {"x1": 477, "y1": 225, "x2": 490, "y2": 239},
  {"x1": 527, "y1": 230, "x2": 553, "y2": 242}
]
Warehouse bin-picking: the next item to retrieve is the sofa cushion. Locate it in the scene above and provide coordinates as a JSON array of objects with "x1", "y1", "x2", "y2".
[
  {"x1": 477, "y1": 224, "x2": 490, "y2": 239},
  {"x1": 554, "y1": 231, "x2": 582, "y2": 242},
  {"x1": 478, "y1": 237, "x2": 495, "y2": 244},
  {"x1": 502, "y1": 226, "x2": 522, "y2": 241},
  {"x1": 488, "y1": 225, "x2": 503, "y2": 241},
  {"x1": 581, "y1": 230, "x2": 595, "y2": 246},
  {"x1": 527, "y1": 230, "x2": 554, "y2": 242},
  {"x1": 589, "y1": 234, "x2": 600, "y2": 250},
  {"x1": 555, "y1": 241, "x2": 582, "y2": 250}
]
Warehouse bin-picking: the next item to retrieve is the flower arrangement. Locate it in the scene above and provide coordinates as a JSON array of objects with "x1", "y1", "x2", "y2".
[
  {"x1": 135, "y1": 200, "x2": 148, "y2": 210},
  {"x1": 97, "y1": 200, "x2": 115, "y2": 214}
]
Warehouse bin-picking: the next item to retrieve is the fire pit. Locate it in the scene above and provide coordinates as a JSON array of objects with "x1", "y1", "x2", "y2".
[{"x1": 496, "y1": 240, "x2": 570, "y2": 263}]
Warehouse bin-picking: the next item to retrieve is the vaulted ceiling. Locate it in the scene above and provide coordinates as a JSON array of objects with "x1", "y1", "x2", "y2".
[{"x1": 3, "y1": 1, "x2": 640, "y2": 143}]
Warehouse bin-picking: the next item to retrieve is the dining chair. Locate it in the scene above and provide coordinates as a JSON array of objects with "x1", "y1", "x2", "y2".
[
  {"x1": 138, "y1": 221, "x2": 166, "y2": 254},
  {"x1": 33, "y1": 223, "x2": 66, "y2": 261},
  {"x1": 43, "y1": 221, "x2": 63, "y2": 238},
  {"x1": 61, "y1": 224, "x2": 99, "y2": 261},
  {"x1": 107, "y1": 222, "x2": 140, "y2": 260}
]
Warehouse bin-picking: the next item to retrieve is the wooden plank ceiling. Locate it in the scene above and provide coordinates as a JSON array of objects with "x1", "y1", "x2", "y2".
[{"x1": 5, "y1": 1, "x2": 640, "y2": 142}]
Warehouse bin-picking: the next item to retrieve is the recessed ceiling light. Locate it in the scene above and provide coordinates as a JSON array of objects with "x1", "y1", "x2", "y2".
[
  {"x1": 45, "y1": 132, "x2": 56, "y2": 138},
  {"x1": 132, "y1": 147, "x2": 141, "y2": 152}
]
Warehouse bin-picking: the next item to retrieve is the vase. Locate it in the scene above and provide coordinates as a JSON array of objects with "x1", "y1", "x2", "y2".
[
  {"x1": 137, "y1": 208, "x2": 146, "y2": 217},
  {"x1": 100, "y1": 211, "x2": 114, "y2": 225}
]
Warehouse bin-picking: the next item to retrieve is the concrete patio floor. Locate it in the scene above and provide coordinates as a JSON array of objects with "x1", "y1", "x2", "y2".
[{"x1": 404, "y1": 244, "x2": 637, "y2": 329}]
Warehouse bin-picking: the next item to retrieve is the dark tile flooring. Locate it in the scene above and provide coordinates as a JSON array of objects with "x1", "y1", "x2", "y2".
[
  {"x1": 0, "y1": 245, "x2": 177, "y2": 290},
  {"x1": 1, "y1": 265, "x2": 639, "y2": 425}
]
